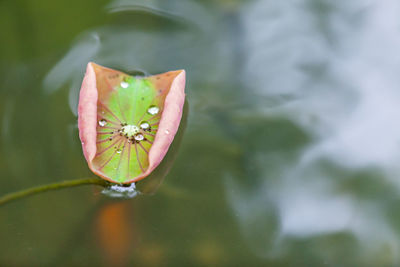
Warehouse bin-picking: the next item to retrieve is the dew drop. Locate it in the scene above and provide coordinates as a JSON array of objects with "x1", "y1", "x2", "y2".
[
  {"x1": 121, "y1": 124, "x2": 140, "y2": 137},
  {"x1": 116, "y1": 148, "x2": 122, "y2": 154},
  {"x1": 99, "y1": 119, "x2": 107, "y2": 127},
  {"x1": 140, "y1": 121, "x2": 150, "y2": 130},
  {"x1": 120, "y1": 81, "x2": 129, "y2": 88},
  {"x1": 134, "y1": 133, "x2": 144, "y2": 141},
  {"x1": 165, "y1": 130, "x2": 170, "y2": 135},
  {"x1": 147, "y1": 105, "x2": 159, "y2": 115}
]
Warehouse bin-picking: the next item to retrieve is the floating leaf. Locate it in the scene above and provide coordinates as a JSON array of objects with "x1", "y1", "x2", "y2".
[{"x1": 78, "y1": 62, "x2": 186, "y2": 184}]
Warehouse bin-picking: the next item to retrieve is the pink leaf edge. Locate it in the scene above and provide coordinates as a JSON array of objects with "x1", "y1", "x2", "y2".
[{"x1": 78, "y1": 62, "x2": 186, "y2": 184}]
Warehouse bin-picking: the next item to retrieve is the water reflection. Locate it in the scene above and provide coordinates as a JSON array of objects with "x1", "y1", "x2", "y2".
[
  {"x1": 2, "y1": 0, "x2": 400, "y2": 265},
  {"x1": 226, "y1": 0, "x2": 400, "y2": 264},
  {"x1": 42, "y1": 1, "x2": 210, "y2": 115},
  {"x1": 96, "y1": 202, "x2": 135, "y2": 266}
]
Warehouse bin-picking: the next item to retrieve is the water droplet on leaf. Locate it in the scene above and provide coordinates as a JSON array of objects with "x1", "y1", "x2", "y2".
[
  {"x1": 99, "y1": 119, "x2": 107, "y2": 127},
  {"x1": 120, "y1": 81, "x2": 129, "y2": 88},
  {"x1": 134, "y1": 133, "x2": 144, "y2": 141},
  {"x1": 165, "y1": 130, "x2": 170, "y2": 135},
  {"x1": 121, "y1": 124, "x2": 140, "y2": 137},
  {"x1": 147, "y1": 105, "x2": 159, "y2": 115},
  {"x1": 140, "y1": 121, "x2": 150, "y2": 130}
]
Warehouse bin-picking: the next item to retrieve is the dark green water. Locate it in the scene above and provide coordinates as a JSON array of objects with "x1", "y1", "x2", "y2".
[{"x1": 2, "y1": 0, "x2": 400, "y2": 266}]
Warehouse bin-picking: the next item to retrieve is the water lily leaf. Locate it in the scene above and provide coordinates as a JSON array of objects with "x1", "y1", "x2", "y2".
[{"x1": 78, "y1": 62, "x2": 186, "y2": 184}]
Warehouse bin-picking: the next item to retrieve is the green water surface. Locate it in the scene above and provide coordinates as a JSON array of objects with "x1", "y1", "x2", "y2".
[{"x1": 1, "y1": 0, "x2": 400, "y2": 266}]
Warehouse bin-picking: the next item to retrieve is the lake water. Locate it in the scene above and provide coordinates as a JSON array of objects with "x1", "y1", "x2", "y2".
[{"x1": 2, "y1": 0, "x2": 400, "y2": 266}]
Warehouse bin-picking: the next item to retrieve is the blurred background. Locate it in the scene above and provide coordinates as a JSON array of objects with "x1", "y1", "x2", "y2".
[{"x1": 1, "y1": 0, "x2": 400, "y2": 266}]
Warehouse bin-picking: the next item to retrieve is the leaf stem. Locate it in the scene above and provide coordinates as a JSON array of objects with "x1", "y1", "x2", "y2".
[{"x1": 0, "y1": 178, "x2": 110, "y2": 207}]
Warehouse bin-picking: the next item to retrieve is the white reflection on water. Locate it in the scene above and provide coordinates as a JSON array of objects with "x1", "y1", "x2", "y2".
[
  {"x1": 227, "y1": 0, "x2": 400, "y2": 262},
  {"x1": 297, "y1": 1, "x2": 400, "y2": 170},
  {"x1": 107, "y1": 0, "x2": 211, "y2": 30},
  {"x1": 42, "y1": 0, "x2": 214, "y2": 116},
  {"x1": 43, "y1": 33, "x2": 101, "y2": 115}
]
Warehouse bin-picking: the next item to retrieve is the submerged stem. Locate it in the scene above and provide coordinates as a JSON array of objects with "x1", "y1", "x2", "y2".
[{"x1": 0, "y1": 178, "x2": 110, "y2": 207}]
